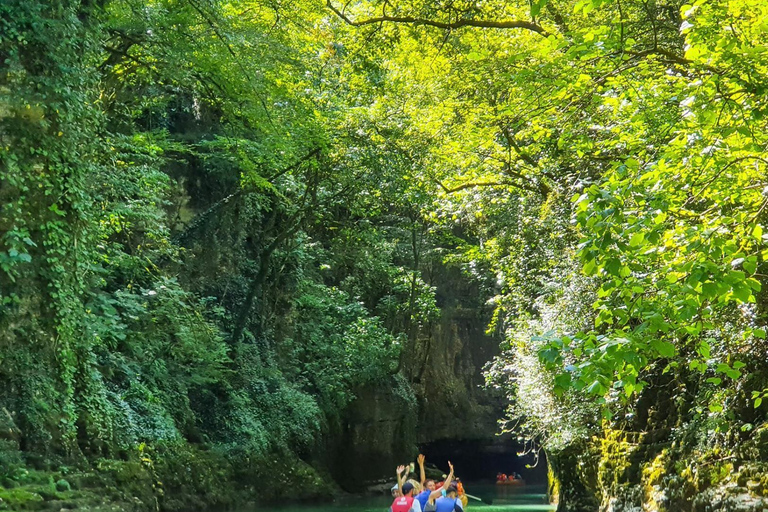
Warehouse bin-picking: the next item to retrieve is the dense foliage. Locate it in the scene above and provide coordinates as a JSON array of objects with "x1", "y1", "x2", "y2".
[
  {"x1": 4, "y1": 0, "x2": 768, "y2": 509},
  {"x1": 0, "y1": 0, "x2": 447, "y2": 507},
  {"x1": 319, "y1": 0, "x2": 768, "y2": 502}
]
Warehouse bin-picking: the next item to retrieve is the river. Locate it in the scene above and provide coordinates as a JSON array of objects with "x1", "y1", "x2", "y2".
[{"x1": 250, "y1": 484, "x2": 554, "y2": 512}]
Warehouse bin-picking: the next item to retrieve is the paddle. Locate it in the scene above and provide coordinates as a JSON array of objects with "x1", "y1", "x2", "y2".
[{"x1": 465, "y1": 493, "x2": 493, "y2": 505}]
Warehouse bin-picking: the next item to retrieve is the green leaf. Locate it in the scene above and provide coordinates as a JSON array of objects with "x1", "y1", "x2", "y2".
[
  {"x1": 701, "y1": 282, "x2": 717, "y2": 298},
  {"x1": 732, "y1": 283, "x2": 752, "y2": 303},
  {"x1": 554, "y1": 373, "x2": 572, "y2": 389},
  {"x1": 650, "y1": 339, "x2": 675, "y2": 358},
  {"x1": 698, "y1": 340, "x2": 711, "y2": 358},
  {"x1": 605, "y1": 258, "x2": 622, "y2": 277},
  {"x1": 587, "y1": 380, "x2": 605, "y2": 395},
  {"x1": 49, "y1": 204, "x2": 66, "y2": 217},
  {"x1": 530, "y1": 0, "x2": 550, "y2": 17},
  {"x1": 716, "y1": 363, "x2": 731, "y2": 374}
]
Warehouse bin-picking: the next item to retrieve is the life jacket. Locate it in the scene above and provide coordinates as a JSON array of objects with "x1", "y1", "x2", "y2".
[
  {"x1": 392, "y1": 495, "x2": 415, "y2": 512},
  {"x1": 435, "y1": 496, "x2": 460, "y2": 512},
  {"x1": 415, "y1": 490, "x2": 431, "y2": 510}
]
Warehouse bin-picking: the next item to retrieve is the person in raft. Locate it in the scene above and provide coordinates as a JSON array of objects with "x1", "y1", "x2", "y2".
[
  {"x1": 434, "y1": 481, "x2": 464, "y2": 512},
  {"x1": 415, "y1": 454, "x2": 443, "y2": 509},
  {"x1": 421, "y1": 460, "x2": 454, "y2": 512},
  {"x1": 391, "y1": 465, "x2": 422, "y2": 512}
]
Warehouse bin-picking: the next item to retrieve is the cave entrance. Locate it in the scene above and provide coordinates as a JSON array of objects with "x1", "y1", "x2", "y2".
[{"x1": 418, "y1": 438, "x2": 548, "y2": 485}]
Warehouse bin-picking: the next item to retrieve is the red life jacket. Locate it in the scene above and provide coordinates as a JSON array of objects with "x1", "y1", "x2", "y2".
[{"x1": 392, "y1": 495, "x2": 415, "y2": 512}]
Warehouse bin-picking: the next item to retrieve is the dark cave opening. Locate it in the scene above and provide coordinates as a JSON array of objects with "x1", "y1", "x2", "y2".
[{"x1": 418, "y1": 438, "x2": 548, "y2": 485}]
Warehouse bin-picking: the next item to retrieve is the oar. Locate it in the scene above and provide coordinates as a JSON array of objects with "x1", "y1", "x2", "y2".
[{"x1": 465, "y1": 494, "x2": 492, "y2": 505}]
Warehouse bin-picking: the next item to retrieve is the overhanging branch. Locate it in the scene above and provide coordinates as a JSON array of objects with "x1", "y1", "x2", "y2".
[
  {"x1": 326, "y1": 0, "x2": 550, "y2": 37},
  {"x1": 436, "y1": 179, "x2": 541, "y2": 194}
]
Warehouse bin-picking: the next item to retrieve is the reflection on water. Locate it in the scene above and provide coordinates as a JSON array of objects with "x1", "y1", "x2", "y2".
[
  {"x1": 462, "y1": 484, "x2": 554, "y2": 512},
  {"x1": 239, "y1": 484, "x2": 554, "y2": 512}
]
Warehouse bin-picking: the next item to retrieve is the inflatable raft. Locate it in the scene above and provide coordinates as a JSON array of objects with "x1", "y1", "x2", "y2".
[{"x1": 495, "y1": 479, "x2": 525, "y2": 486}]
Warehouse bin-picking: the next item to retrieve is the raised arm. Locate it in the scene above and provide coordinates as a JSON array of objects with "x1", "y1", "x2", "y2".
[
  {"x1": 418, "y1": 454, "x2": 426, "y2": 486},
  {"x1": 397, "y1": 465, "x2": 407, "y2": 492},
  {"x1": 429, "y1": 461, "x2": 453, "y2": 502}
]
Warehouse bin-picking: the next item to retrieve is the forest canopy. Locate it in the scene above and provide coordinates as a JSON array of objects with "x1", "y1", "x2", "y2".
[{"x1": 2, "y1": 0, "x2": 768, "y2": 509}]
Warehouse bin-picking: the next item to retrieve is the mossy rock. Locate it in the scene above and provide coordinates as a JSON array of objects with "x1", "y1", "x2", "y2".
[
  {"x1": 153, "y1": 445, "x2": 234, "y2": 511},
  {"x1": 743, "y1": 425, "x2": 768, "y2": 460},
  {"x1": 93, "y1": 460, "x2": 156, "y2": 508}
]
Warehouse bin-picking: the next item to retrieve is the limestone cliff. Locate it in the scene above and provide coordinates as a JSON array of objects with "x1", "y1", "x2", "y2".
[
  {"x1": 332, "y1": 264, "x2": 506, "y2": 488},
  {"x1": 547, "y1": 367, "x2": 768, "y2": 512}
]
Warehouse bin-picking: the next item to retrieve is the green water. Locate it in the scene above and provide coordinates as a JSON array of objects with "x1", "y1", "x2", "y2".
[{"x1": 251, "y1": 485, "x2": 554, "y2": 512}]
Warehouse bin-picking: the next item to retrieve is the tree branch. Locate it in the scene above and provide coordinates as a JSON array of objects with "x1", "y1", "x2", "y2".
[
  {"x1": 230, "y1": 165, "x2": 321, "y2": 346},
  {"x1": 186, "y1": 0, "x2": 275, "y2": 126},
  {"x1": 498, "y1": 125, "x2": 553, "y2": 192},
  {"x1": 435, "y1": 179, "x2": 541, "y2": 194},
  {"x1": 684, "y1": 155, "x2": 768, "y2": 207},
  {"x1": 326, "y1": 0, "x2": 550, "y2": 37},
  {"x1": 172, "y1": 147, "x2": 321, "y2": 245}
]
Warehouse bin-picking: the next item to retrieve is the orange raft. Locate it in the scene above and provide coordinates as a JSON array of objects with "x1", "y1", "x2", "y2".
[{"x1": 495, "y1": 479, "x2": 525, "y2": 486}]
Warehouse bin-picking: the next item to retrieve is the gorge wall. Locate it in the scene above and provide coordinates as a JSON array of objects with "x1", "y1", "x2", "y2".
[
  {"x1": 330, "y1": 264, "x2": 510, "y2": 489},
  {"x1": 547, "y1": 366, "x2": 768, "y2": 512}
]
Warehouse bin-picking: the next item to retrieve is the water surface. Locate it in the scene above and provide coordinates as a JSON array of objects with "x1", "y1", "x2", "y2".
[{"x1": 250, "y1": 484, "x2": 554, "y2": 512}]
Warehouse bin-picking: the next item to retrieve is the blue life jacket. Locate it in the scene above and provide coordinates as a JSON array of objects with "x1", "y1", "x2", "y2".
[
  {"x1": 415, "y1": 490, "x2": 430, "y2": 510},
  {"x1": 435, "y1": 496, "x2": 461, "y2": 512}
]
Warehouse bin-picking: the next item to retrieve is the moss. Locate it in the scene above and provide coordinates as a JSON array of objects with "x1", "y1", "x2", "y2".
[
  {"x1": 547, "y1": 459, "x2": 561, "y2": 505},
  {"x1": 1, "y1": 478, "x2": 18, "y2": 488},
  {"x1": 0, "y1": 488, "x2": 44, "y2": 510},
  {"x1": 641, "y1": 449, "x2": 670, "y2": 512},
  {"x1": 548, "y1": 444, "x2": 600, "y2": 512},
  {"x1": 93, "y1": 459, "x2": 157, "y2": 510},
  {"x1": 597, "y1": 429, "x2": 639, "y2": 492},
  {"x1": 68, "y1": 471, "x2": 102, "y2": 490}
]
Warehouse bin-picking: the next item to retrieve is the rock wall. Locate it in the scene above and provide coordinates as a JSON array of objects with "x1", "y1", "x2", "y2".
[
  {"x1": 328, "y1": 379, "x2": 418, "y2": 491},
  {"x1": 549, "y1": 430, "x2": 768, "y2": 512},
  {"x1": 410, "y1": 264, "x2": 503, "y2": 443},
  {"x1": 547, "y1": 374, "x2": 768, "y2": 512},
  {"x1": 332, "y1": 264, "x2": 506, "y2": 488}
]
